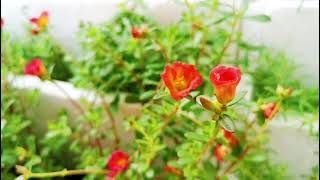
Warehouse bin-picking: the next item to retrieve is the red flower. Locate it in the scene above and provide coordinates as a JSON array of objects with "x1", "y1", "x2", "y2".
[
  {"x1": 24, "y1": 59, "x2": 47, "y2": 78},
  {"x1": 261, "y1": 102, "x2": 279, "y2": 120},
  {"x1": 164, "y1": 165, "x2": 182, "y2": 176},
  {"x1": 223, "y1": 129, "x2": 238, "y2": 146},
  {"x1": 210, "y1": 65, "x2": 241, "y2": 105},
  {"x1": 214, "y1": 144, "x2": 230, "y2": 162},
  {"x1": 131, "y1": 26, "x2": 148, "y2": 39},
  {"x1": 1, "y1": 18, "x2": 4, "y2": 28},
  {"x1": 106, "y1": 150, "x2": 130, "y2": 179},
  {"x1": 30, "y1": 11, "x2": 49, "y2": 34},
  {"x1": 161, "y1": 61, "x2": 203, "y2": 101}
]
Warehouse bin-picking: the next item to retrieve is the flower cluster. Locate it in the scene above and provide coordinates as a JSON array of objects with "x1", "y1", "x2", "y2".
[{"x1": 161, "y1": 61, "x2": 241, "y2": 105}]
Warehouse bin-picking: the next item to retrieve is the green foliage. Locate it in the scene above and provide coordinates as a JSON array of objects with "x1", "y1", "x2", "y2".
[
  {"x1": 238, "y1": 48, "x2": 319, "y2": 113},
  {"x1": 2, "y1": 24, "x2": 73, "y2": 81},
  {"x1": 1, "y1": 0, "x2": 319, "y2": 180}
]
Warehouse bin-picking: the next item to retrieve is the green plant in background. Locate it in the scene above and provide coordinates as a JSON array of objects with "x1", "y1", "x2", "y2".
[
  {"x1": 2, "y1": 11, "x2": 74, "y2": 81},
  {"x1": 237, "y1": 48, "x2": 319, "y2": 114}
]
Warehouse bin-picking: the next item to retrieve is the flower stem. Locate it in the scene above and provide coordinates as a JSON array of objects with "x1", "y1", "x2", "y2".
[
  {"x1": 101, "y1": 95, "x2": 120, "y2": 150},
  {"x1": 160, "y1": 104, "x2": 180, "y2": 131},
  {"x1": 197, "y1": 121, "x2": 220, "y2": 165},
  {"x1": 16, "y1": 165, "x2": 108, "y2": 180},
  {"x1": 153, "y1": 39, "x2": 170, "y2": 63},
  {"x1": 219, "y1": 123, "x2": 269, "y2": 176}
]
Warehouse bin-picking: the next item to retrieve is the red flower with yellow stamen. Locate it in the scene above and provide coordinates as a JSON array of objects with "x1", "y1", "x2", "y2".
[
  {"x1": 261, "y1": 102, "x2": 280, "y2": 120},
  {"x1": 161, "y1": 61, "x2": 203, "y2": 101},
  {"x1": 106, "y1": 150, "x2": 130, "y2": 180},
  {"x1": 210, "y1": 65, "x2": 241, "y2": 105},
  {"x1": 24, "y1": 59, "x2": 47, "y2": 78},
  {"x1": 30, "y1": 11, "x2": 49, "y2": 34},
  {"x1": 214, "y1": 144, "x2": 230, "y2": 162}
]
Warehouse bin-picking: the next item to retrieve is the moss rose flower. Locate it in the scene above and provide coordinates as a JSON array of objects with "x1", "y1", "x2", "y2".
[
  {"x1": 106, "y1": 150, "x2": 130, "y2": 179},
  {"x1": 30, "y1": 11, "x2": 49, "y2": 34},
  {"x1": 210, "y1": 65, "x2": 241, "y2": 105},
  {"x1": 161, "y1": 61, "x2": 203, "y2": 101},
  {"x1": 24, "y1": 59, "x2": 47, "y2": 78}
]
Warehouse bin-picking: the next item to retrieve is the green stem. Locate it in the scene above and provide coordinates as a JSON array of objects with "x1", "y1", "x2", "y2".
[
  {"x1": 16, "y1": 166, "x2": 108, "y2": 180},
  {"x1": 100, "y1": 94, "x2": 121, "y2": 150},
  {"x1": 197, "y1": 121, "x2": 220, "y2": 165}
]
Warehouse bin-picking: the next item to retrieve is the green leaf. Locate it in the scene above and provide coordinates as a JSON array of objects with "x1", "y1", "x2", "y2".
[
  {"x1": 228, "y1": 91, "x2": 248, "y2": 107},
  {"x1": 25, "y1": 156, "x2": 42, "y2": 169},
  {"x1": 257, "y1": 112, "x2": 266, "y2": 126},
  {"x1": 248, "y1": 154, "x2": 267, "y2": 162},
  {"x1": 139, "y1": 90, "x2": 156, "y2": 101},
  {"x1": 110, "y1": 93, "x2": 120, "y2": 113},
  {"x1": 125, "y1": 94, "x2": 140, "y2": 103},
  {"x1": 239, "y1": 41, "x2": 264, "y2": 51},
  {"x1": 245, "y1": 15, "x2": 271, "y2": 22},
  {"x1": 185, "y1": 132, "x2": 207, "y2": 142},
  {"x1": 220, "y1": 115, "x2": 236, "y2": 132},
  {"x1": 153, "y1": 91, "x2": 168, "y2": 100}
]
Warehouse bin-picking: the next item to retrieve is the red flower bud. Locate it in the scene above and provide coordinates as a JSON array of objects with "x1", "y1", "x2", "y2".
[
  {"x1": 24, "y1": 59, "x2": 47, "y2": 78},
  {"x1": 106, "y1": 150, "x2": 130, "y2": 179},
  {"x1": 223, "y1": 128, "x2": 238, "y2": 146},
  {"x1": 261, "y1": 102, "x2": 279, "y2": 120},
  {"x1": 210, "y1": 65, "x2": 241, "y2": 105},
  {"x1": 164, "y1": 165, "x2": 182, "y2": 176},
  {"x1": 214, "y1": 144, "x2": 230, "y2": 162},
  {"x1": 161, "y1": 61, "x2": 203, "y2": 101},
  {"x1": 131, "y1": 26, "x2": 148, "y2": 39}
]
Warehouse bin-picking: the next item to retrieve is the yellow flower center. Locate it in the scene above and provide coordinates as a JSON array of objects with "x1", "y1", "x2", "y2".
[
  {"x1": 116, "y1": 158, "x2": 126, "y2": 167},
  {"x1": 38, "y1": 17, "x2": 48, "y2": 29},
  {"x1": 174, "y1": 76, "x2": 187, "y2": 91}
]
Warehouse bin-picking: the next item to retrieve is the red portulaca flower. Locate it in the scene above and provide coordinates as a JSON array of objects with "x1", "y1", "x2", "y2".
[
  {"x1": 261, "y1": 102, "x2": 280, "y2": 120},
  {"x1": 131, "y1": 26, "x2": 148, "y2": 39},
  {"x1": 24, "y1": 59, "x2": 47, "y2": 78},
  {"x1": 30, "y1": 11, "x2": 49, "y2": 34},
  {"x1": 223, "y1": 128, "x2": 239, "y2": 146},
  {"x1": 210, "y1": 65, "x2": 241, "y2": 105},
  {"x1": 214, "y1": 144, "x2": 230, "y2": 162},
  {"x1": 106, "y1": 150, "x2": 130, "y2": 180},
  {"x1": 164, "y1": 165, "x2": 182, "y2": 176},
  {"x1": 161, "y1": 61, "x2": 203, "y2": 101}
]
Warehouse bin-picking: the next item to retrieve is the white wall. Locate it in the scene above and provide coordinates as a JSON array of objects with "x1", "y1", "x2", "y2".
[{"x1": 2, "y1": 0, "x2": 318, "y2": 87}]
